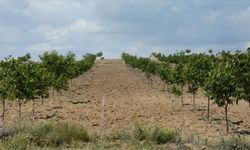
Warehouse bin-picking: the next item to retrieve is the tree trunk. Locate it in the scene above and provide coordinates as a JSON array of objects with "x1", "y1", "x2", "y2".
[
  {"x1": 2, "y1": 100, "x2": 5, "y2": 128},
  {"x1": 51, "y1": 88, "x2": 54, "y2": 104},
  {"x1": 181, "y1": 85, "x2": 184, "y2": 106},
  {"x1": 207, "y1": 98, "x2": 210, "y2": 121},
  {"x1": 192, "y1": 92, "x2": 196, "y2": 110},
  {"x1": 41, "y1": 96, "x2": 44, "y2": 106},
  {"x1": 69, "y1": 85, "x2": 71, "y2": 99},
  {"x1": 158, "y1": 81, "x2": 162, "y2": 91},
  {"x1": 32, "y1": 99, "x2": 36, "y2": 120},
  {"x1": 236, "y1": 98, "x2": 239, "y2": 105},
  {"x1": 225, "y1": 104, "x2": 229, "y2": 134},
  {"x1": 71, "y1": 79, "x2": 73, "y2": 87},
  {"x1": 18, "y1": 99, "x2": 22, "y2": 124}
]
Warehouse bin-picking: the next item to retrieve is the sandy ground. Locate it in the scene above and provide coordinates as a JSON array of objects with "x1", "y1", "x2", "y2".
[{"x1": 1, "y1": 59, "x2": 250, "y2": 142}]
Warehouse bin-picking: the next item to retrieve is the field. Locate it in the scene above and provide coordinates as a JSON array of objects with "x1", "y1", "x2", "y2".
[{"x1": 1, "y1": 59, "x2": 250, "y2": 149}]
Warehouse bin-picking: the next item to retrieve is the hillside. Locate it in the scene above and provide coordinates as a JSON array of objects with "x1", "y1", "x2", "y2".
[{"x1": 2, "y1": 59, "x2": 250, "y2": 142}]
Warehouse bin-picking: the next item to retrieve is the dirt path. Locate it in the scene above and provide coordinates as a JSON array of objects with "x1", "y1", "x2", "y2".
[{"x1": 2, "y1": 59, "x2": 250, "y2": 142}]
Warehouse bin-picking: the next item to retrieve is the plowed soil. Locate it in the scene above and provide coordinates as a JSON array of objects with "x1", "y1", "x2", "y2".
[{"x1": 2, "y1": 59, "x2": 250, "y2": 142}]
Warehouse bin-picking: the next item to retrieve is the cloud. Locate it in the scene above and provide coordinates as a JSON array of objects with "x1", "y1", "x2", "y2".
[
  {"x1": 0, "y1": 0, "x2": 250, "y2": 59},
  {"x1": 246, "y1": 42, "x2": 250, "y2": 49},
  {"x1": 27, "y1": 42, "x2": 75, "y2": 52},
  {"x1": 68, "y1": 18, "x2": 101, "y2": 33},
  {"x1": 227, "y1": 7, "x2": 250, "y2": 31},
  {"x1": 170, "y1": 5, "x2": 180, "y2": 12},
  {"x1": 30, "y1": 18, "x2": 102, "y2": 41}
]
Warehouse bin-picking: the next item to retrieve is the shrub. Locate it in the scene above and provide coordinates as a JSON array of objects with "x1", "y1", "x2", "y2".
[
  {"x1": 151, "y1": 127, "x2": 178, "y2": 144},
  {"x1": 3, "y1": 134, "x2": 30, "y2": 150},
  {"x1": 213, "y1": 136, "x2": 250, "y2": 150},
  {"x1": 10, "y1": 121, "x2": 92, "y2": 147},
  {"x1": 110, "y1": 130, "x2": 132, "y2": 141},
  {"x1": 133, "y1": 124, "x2": 149, "y2": 141}
]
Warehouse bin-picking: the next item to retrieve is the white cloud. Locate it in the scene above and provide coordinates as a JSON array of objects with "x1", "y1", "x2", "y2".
[
  {"x1": 68, "y1": 18, "x2": 101, "y2": 33},
  {"x1": 27, "y1": 42, "x2": 75, "y2": 52},
  {"x1": 227, "y1": 7, "x2": 250, "y2": 28},
  {"x1": 30, "y1": 18, "x2": 102, "y2": 40},
  {"x1": 203, "y1": 11, "x2": 219, "y2": 23},
  {"x1": 29, "y1": 25, "x2": 67, "y2": 40},
  {"x1": 246, "y1": 42, "x2": 250, "y2": 49},
  {"x1": 23, "y1": 0, "x2": 82, "y2": 17},
  {"x1": 170, "y1": 6, "x2": 180, "y2": 12}
]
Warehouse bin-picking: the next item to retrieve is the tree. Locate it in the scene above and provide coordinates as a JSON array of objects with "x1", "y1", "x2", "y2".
[
  {"x1": 172, "y1": 62, "x2": 186, "y2": 105},
  {"x1": 157, "y1": 63, "x2": 173, "y2": 87},
  {"x1": 186, "y1": 54, "x2": 211, "y2": 110},
  {"x1": 39, "y1": 51, "x2": 69, "y2": 101},
  {"x1": 204, "y1": 62, "x2": 236, "y2": 133},
  {"x1": 3, "y1": 54, "x2": 34, "y2": 123},
  {"x1": 35, "y1": 64, "x2": 50, "y2": 106},
  {"x1": 0, "y1": 58, "x2": 11, "y2": 127},
  {"x1": 231, "y1": 50, "x2": 250, "y2": 107}
]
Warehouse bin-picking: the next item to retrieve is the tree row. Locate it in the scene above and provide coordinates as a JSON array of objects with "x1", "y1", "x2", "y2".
[
  {"x1": 122, "y1": 48, "x2": 250, "y2": 133},
  {"x1": 0, "y1": 51, "x2": 102, "y2": 127}
]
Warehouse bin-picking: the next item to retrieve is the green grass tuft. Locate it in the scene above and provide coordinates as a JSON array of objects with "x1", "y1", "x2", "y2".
[{"x1": 151, "y1": 127, "x2": 179, "y2": 144}]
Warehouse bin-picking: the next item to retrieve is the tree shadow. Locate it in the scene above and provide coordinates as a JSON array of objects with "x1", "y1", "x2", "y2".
[
  {"x1": 234, "y1": 130, "x2": 250, "y2": 136},
  {"x1": 195, "y1": 108, "x2": 206, "y2": 112}
]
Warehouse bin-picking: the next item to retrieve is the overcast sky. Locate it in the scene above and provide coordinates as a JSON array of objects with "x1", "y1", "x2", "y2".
[{"x1": 0, "y1": 0, "x2": 250, "y2": 59}]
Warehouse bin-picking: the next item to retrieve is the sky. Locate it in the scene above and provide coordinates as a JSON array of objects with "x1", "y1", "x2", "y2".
[{"x1": 0, "y1": 0, "x2": 250, "y2": 59}]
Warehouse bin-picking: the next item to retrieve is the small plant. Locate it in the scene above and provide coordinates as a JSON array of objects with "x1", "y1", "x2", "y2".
[
  {"x1": 151, "y1": 127, "x2": 178, "y2": 144},
  {"x1": 110, "y1": 130, "x2": 132, "y2": 141},
  {"x1": 11, "y1": 121, "x2": 92, "y2": 147},
  {"x1": 3, "y1": 134, "x2": 30, "y2": 150},
  {"x1": 213, "y1": 136, "x2": 250, "y2": 150},
  {"x1": 133, "y1": 124, "x2": 149, "y2": 141},
  {"x1": 171, "y1": 84, "x2": 182, "y2": 101}
]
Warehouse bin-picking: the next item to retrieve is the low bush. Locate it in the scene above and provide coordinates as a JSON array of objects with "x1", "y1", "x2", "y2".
[
  {"x1": 2, "y1": 134, "x2": 30, "y2": 150},
  {"x1": 10, "y1": 121, "x2": 92, "y2": 147},
  {"x1": 133, "y1": 124, "x2": 149, "y2": 141},
  {"x1": 110, "y1": 130, "x2": 132, "y2": 141},
  {"x1": 213, "y1": 136, "x2": 250, "y2": 150},
  {"x1": 151, "y1": 127, "x2": 178, "y2": 144}
]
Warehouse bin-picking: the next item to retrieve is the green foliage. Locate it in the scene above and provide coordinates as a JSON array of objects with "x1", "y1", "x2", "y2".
[
  {"x1": 39, "y1": 51, "x2": 69, "y2": 91},
  {"x1": 213, "y1": 136, "x2": 250, "y2": 150},
  {"x1": 2, "y1": 134, "x2": 30, "y2": 150},
  {"x1": 133, "y1": 124, "x2": 149, "y2": 141},
  {"x1": 110, "y1": 130, "x2": 132, "y2": 141},
  {"x1": 231, "y1": 51, "x2": 250, "y2": 106},
  {"x1": 186, "y1": 54, "x2": 212, "y2": 93},
  {"x1": 151, "y1": 127, "x2": 179, "y2": 144},
  {"x1": 96, "y1": 51, "x2": 103, "y2": 57},
  {"x1": 122, "y1": 53, "x2": 159, "y2": 80},
  {"x1": 0, "y1": 51, "x2": 96, "y2": 123},
  {"x1": 157, "y1": 63, "x2": 173, "y2": 84},
  {"x1": 11, "y1": 121, "x2": 92, "y2": 147},
  {"x1": 204, "y1": 63, "x2": 236, "y2": 107},
  {"x1": 171, "y1": 84, "x2": 182, "y2": 97}
]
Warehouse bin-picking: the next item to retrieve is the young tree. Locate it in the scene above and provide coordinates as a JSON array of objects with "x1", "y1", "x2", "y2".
[
  {"x1": 172, "y1": 63, "x2": 186, "y2": 105},
  {"x1": 39, "y1": 51, "x2": 69, "y2": 101},
  {"x1": 4, "y1": 54, "x2": 33, "y2": 123},
  {"x1": 157, "y1": 63, "x2": 173, "y2": 88},
  {"x1": 0, "y1": 59, "x2": 10, "y2": 127},
  {"x1": 35, "y1": 64, "x2": 51, "y2": 106},
  {"x1": 231, "y1": 50, "x2": 250, "y2": 107},
  {"x1": 186, "y1": 54, "x2": 212, "y2": 110},
  {"x1": 204, "y1": 63, "x2": 236, "y2": 133}
]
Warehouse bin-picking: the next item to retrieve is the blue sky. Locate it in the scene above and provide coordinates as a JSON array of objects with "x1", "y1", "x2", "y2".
[{"x1": 0, "y1": 0, "x2": 250, "y2": 59}]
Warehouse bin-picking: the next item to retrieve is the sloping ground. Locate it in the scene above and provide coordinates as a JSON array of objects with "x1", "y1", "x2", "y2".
[{"x1": 2, "y1": 59, "x2": 250, "y2": 142}]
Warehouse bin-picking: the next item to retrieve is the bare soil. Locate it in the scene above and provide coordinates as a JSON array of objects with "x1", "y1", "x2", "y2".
[{"x1": 2, "y1": 59, "x2": 250, "y2": 142}]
